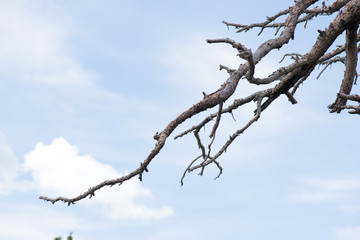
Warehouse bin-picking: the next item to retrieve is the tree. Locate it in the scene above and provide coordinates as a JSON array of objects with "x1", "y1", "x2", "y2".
[
  {"x1": 40, "y1": 0, "x2": 360, "y2": 205},
  {"x1": 55, "y1": 233, "x2": 73, "y2": 240}
]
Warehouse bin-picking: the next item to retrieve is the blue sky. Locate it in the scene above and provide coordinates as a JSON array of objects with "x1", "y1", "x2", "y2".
[{"x1": 0, "y1": 0, "x2": 359, "y2": 239}]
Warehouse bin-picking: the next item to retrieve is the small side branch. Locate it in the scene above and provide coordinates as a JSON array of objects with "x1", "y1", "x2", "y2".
[
  {"x1": 207, "y1": 39, "x2": 253, "y2": 65},
  {"x1": 180, "y1": 155, "x2": 202, "y2": 186},
  {"x1": 223, "y1": 0, "x2": 350, "y2": 35},
  {"x1": 329, "y1": 25, "x2": 359, "y2": 113},
  {"x1": 174, "y1": 92, "x2": 260, "y2": 140},
  {"x1": 338, "y1": 92, "x2": 360, "y2": 102},
  {"x1": 194, "y1": 130, "x2": 206, "y2": 159},
  {"x1": 188, "y1": 95, "x2": 264, "y2": 174},
  {"x1": 336, "y1": 93, "x2": 360, "y2": 114},
  {"x1": 316, "y1": 56, "x2": 346, "y2": 79},
  {"x1": 279, "y1": 53, "x2": 302, "y2": 63},
  {"x1": 207, "y1": 38, "x2": 255, "y2": 81},
  {"x1": 222, "y1": 8, "x2": 289, "y2": 34},
  {"x1": 209, "y1": 102, "x2": 223, "y2": 138},
  {"x1": 340, "y1": 104, "x2": 360, "y2": 114}
]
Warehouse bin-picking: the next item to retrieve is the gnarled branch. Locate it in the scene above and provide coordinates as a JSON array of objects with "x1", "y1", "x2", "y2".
[{"x1": 40, "y1": 0, "x2": 360, "y2": 205}]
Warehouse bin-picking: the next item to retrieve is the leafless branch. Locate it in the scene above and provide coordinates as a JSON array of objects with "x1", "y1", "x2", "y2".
[
  {"x1": 340, "y1": 104, "x2": 360, "y2": 114},
  {"x1": 279, "y1": 53, "x2": 303, "y2": 63},
  {"x1": 187, "y1": 96, "x2": 264, "y2": 173},
  {"x1": 338, "y1": 92, "x2": 360, "y2": 102},
  {"x1": 223, "y1": 0, "x2": 351, "y2": 35},
  {"x1": 40, "y1": 0, "x2": 360, "y2": 205},
  {"x1": 209, "y1": 102, "x2": 223, "y2": 138},
  {"x1": 194, "y1": 129, "x2": 206, "y2": 159},
  {"x1": 329, "y1": 24, "x2": 359, "y2": 113}
]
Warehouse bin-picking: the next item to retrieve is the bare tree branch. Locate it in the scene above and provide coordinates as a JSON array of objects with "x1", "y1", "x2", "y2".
[
  {"x1": 40, "y1": 0, "x2": 360, "y2": 205},
  {"x1": 337, "y1": 93, "x2": 360, "y2": 114},
  {"x1": 329, "y1": 24, "x2": 359, "y2": 113},
  {"x1": 223, "y1": 0, "x2": 351, "y2": 34}
]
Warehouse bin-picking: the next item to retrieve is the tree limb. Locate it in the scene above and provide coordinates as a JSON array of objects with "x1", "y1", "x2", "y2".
[
  {"x1": 40, "y1": 0, "x2": 360, "y2": 205},
  {"x1": 329, "y1": 24, "x2": 359, "y2": 113}
]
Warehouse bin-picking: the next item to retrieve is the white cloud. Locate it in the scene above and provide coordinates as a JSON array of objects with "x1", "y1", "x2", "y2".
[
  {"x1": 23, "y1": 137, "x2": 174, "y2": 219},
  {"x1": 0, "y1": 132, "x2": 19, "y2": 195},
  {"x1": 0, "y1": 0, "x2": 96, "y2": 87},
  {"x1": 289, "y1": 191, "x2": 340, "y2": 202},
  {"x1": 335, "y1": 226, "x2": 360, "y2": 240},
  {"x1": 289, "y1": 178, "x2": 360, "y2": 203},
  {"x1": 339, "y1": 205, "x2": 360, "y2": 214},
  {"x1": 302, "y1": 179, "x2": 360, "y2": 192}
]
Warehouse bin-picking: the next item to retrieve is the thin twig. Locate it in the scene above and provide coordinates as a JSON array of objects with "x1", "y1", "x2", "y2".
[{"x1": 209, "y1": 102, "x2": 224, "y2": 138}]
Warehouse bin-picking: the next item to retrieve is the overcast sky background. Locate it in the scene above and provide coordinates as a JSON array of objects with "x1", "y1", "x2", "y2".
[{"x1": 0, "y1": 0, "x2": 359, "y2": 239}]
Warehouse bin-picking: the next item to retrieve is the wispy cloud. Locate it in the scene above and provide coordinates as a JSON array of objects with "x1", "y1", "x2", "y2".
[
  {"x1": 157, "y1": 32, "x2": 288, "y2": 97},
  {"x1": 23, "y1": 137, "x2": 174, "y2": 219},
  {"x1": 0, "y1": 132, "x2": 19, "y2": 195},
  {"x1": 289, "y1": 178, "x2": 360, "y2": 203},
  {"x1": 334, "y1": 226, "x2": 360, "y2": 240},
  {"x1": 158, "y1": 33, "x2": 239, "y2": 94},
  {"x1": 0, "y1": 0, "x2": 96, "y2": 87},
  {"x1": 302, "y1": 179, "x2": 360, "y2": 191},
  {"x1": 0, "y1": 204, "x2": 83, "y2": 240},
  {"x1": 339, "y1": 205, "x2": 360, "y2": 214}
]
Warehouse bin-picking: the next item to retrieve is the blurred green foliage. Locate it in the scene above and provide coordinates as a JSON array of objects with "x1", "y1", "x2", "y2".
[{"x1": 54, "y1": 232, "x2": 73, "y2": 240}]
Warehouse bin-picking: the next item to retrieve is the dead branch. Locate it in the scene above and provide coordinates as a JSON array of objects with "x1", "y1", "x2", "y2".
[
  {"x1": 223, "y1": 0, "x2": 351, "y2": 35},
  {"x1": 340, "y1": 104, "x2": 360, "y2": 114},
  {"x1": 328, "y1": 24, "x2": 359, "y2": 113},
  {"x1": 40, "y1": 0, "x2": 360, "y2": 205}
]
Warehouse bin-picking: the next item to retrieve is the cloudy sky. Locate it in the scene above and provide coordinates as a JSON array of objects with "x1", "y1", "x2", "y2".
[{"x1": 0, "y1": 0, "x2": 359, "y2": 239}]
